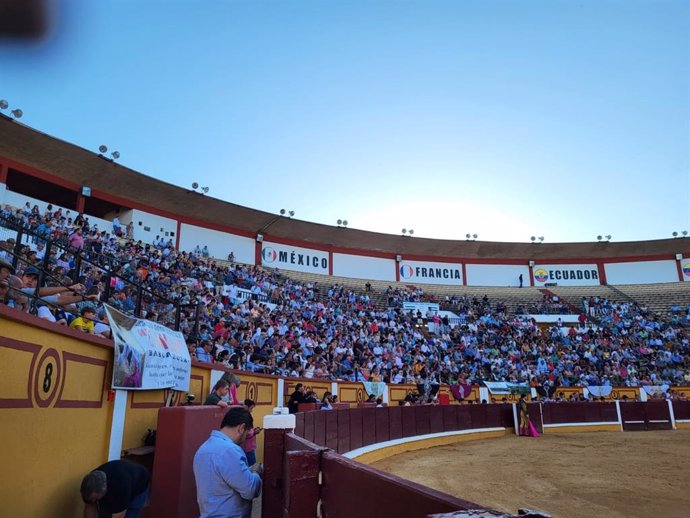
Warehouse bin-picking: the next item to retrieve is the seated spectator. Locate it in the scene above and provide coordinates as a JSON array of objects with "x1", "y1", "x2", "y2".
[
  {"x1": 0, "y1": 278, "x2": 12, "y2": 306},
  {"x1": 36, "y1": 303, "x2": 68, "y2": 326},
  {"x1": 94, "y1": 309, "x2": 112, "y2": 339},
  {"x1": 20, "y1": 266, "x2": 93, "y2": 307},
  {"x1": 70, "y1": 306, "x2": 97, "y2": 334},
  {"x1": 196, "y1": 341, "x2": 214, "y2": 363}
]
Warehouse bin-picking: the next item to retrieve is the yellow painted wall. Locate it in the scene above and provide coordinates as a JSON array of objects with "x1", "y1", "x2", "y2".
[
  {"x1": 0, "y1": 316, "x2": 114, "y2": 518},
  {"x1": 0, "y1": 312, "x2": 280, "y2": 518}
]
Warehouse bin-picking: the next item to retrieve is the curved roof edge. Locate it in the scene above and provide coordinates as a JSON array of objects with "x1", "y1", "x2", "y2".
[{"x1": 1, "y1": 117, "x2": 688, "y2": 261}]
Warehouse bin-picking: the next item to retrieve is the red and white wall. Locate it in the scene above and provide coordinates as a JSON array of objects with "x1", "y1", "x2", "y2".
[{"x1": 1, "y1": 155, "x2": 688, "y2": 287}]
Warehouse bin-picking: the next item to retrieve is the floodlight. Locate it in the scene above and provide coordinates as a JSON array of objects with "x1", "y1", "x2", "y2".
[
  {"x1": 337, "y1": 219, "x2": 343, "y2": 226},
  {"x1": 530, "y1": 236, "x2": 536, "y2": 242},
  {"x1": 409, "y1": 229, "x2": 414, "y2": 235},
  {"x1": 280, "y1": 209, "x2": 286, "y2": 215},
  {"x1": 192, "y1": 182, "x2": 199, "y2": 190},
  {"x1": 597, "y1": 235, "x2": 602, "y2": 241},
  {"x1": 473, "y1": 233, "x2": 477, "y2": 239},
  {"x1": 342, "y1": 220, "x2": 348, "y2": 226},
  {"x1": 0, "y1": 100, "x2": 8, "y2": 110},
  {"x1": 605, "y1": 235, "x2": 611, "y2": 241},
  {"x1": 10, "y1": 109, "x2": 22, "y2": 118},
  {"x1": 402, "y1": 228, "x2": 407, "y2": 234},
  {"x1": 289, "y1": 211, "x2": 294, "y2": 217},
  {"x1": 466, "y1": 233, "x2": 471, "y2": 239},
  {"x1": 683, "y1": 231, "x2": 688, "y2": 237},
  {"x1": 111, "y1": 151, "x2": 120, "y2": 160},
  {"x1": 99, "y1": 145, "x2": 108, "y2": 153},
  {"x1": 202, "y1": 186, "x2": 209, "y2": 194}
]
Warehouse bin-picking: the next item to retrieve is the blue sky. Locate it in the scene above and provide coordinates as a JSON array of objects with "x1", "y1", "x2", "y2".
[{"x1": 2, "y1": 0, "x2": 688, "y2": 243}]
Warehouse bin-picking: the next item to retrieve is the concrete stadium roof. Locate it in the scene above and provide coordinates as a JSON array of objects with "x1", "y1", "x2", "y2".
[{"x1": 1, "y1": 116, "x2": 687, "y2": 261}]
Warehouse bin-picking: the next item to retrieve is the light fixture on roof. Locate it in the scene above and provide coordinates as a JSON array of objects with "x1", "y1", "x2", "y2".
[
  {"x1": 402, "y1": 228, "x2": 414, "y2": 236},
  {"x1": 672, "y1": 231, "x2": 688, "y2": 238},
  {"x1": 466, "y1": 233, "x2": 478, "y2": 241},
  {"x1": 98, "y1": 145, "x2": 120, "y2": 162},
  {"x1": 0, "y1": 100, "x2": 23, "y2": 119},
  {"x1": 189, "y1": 182, "x2": 209, "y2": 193},
  {"x1": 337, "y1": 219, "x2": 349, "y2": 228}
]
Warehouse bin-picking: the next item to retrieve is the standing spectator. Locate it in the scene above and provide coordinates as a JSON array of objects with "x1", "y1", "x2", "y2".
[
  {"x1": 221, "y1": 372, "x2": 241, "y2": 405},
  {"x1": 69, "y1": 227, "x2": 85, "y2": 250},
  {"x1": 80, "y1": 460, "x2": 150, "y2": 518},
  {"x1": 205, "y1": 380, "x2": 230, "y2": 407},
  {"x1": 112, "y1": 213, "x2": 122, "y2": 236},
  {"x1": 242, "y1": 399, "x2": 262, "y2": 466},
  {"x1": 193, "y1": 407, "x2": 263, "y2": 518},
  {"x1": 287, "y1": 383, "x2": 306, "y2": 414}
]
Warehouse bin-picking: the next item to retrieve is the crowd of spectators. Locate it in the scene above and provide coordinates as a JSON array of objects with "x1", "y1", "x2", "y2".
[
  {"x1": 517, "y1": 294, "x2": 574, "y2": 315},
  {"x1": 1, "y1": 200, "x2": 690, "y2": 392}
]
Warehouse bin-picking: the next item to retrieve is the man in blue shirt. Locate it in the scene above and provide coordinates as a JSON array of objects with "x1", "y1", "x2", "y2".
[
  {"x1": 196, "y1": 341, "x2": 214, "y2": 363},
  {"x1": 193, "y1": 407, "x2": 263, "y2": 518}
]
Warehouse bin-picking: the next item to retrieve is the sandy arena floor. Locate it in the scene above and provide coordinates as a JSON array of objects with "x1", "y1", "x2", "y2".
[{"x1": 372, "y1": 430, "x2": 690, "y2": 518}]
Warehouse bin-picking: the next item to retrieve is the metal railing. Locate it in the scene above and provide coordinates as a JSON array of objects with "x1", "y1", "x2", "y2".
[{"x1": 0, "y1": 213, "x2": 183, "y2": 329}]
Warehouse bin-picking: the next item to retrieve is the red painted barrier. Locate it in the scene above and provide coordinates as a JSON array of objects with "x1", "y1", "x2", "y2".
[
  {"x1": 336, "y1": 409, "x2": 351, "y2": 453},
  {"x1": 149, "y1": 406, "x2": 227, "y2": 518},
  {"x1": 672, "y1": 399, "x2": 690, "y2": 420},
  {"x1": 619, "y1": 400, "x2": 672, "y2": 431},
  {"x1": 542, "y1": 401, "x2": 618, "y2": 425},
  {"x1": 293, "y1": 404, "x2": 518, "y2": 455},
  {"x1": 319, "y1": 449, "x2": 489, "y2": 518}
]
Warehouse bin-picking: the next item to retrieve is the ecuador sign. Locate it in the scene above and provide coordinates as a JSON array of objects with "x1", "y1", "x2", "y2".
[
  {"x1": 104, "y1": 305, "x2": 191, "y2": 391},
  {"x1": 532, "y1": 264, "x2": 600, "y2": 286}
]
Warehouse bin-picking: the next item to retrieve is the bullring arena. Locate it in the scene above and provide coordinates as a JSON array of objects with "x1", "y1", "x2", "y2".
[
  {"x1": 373, "y1": 431, "x2": 690, "y2": 518},
  {"x1": 1, "y1": 114, "x2": 689, "y2": 518}
]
